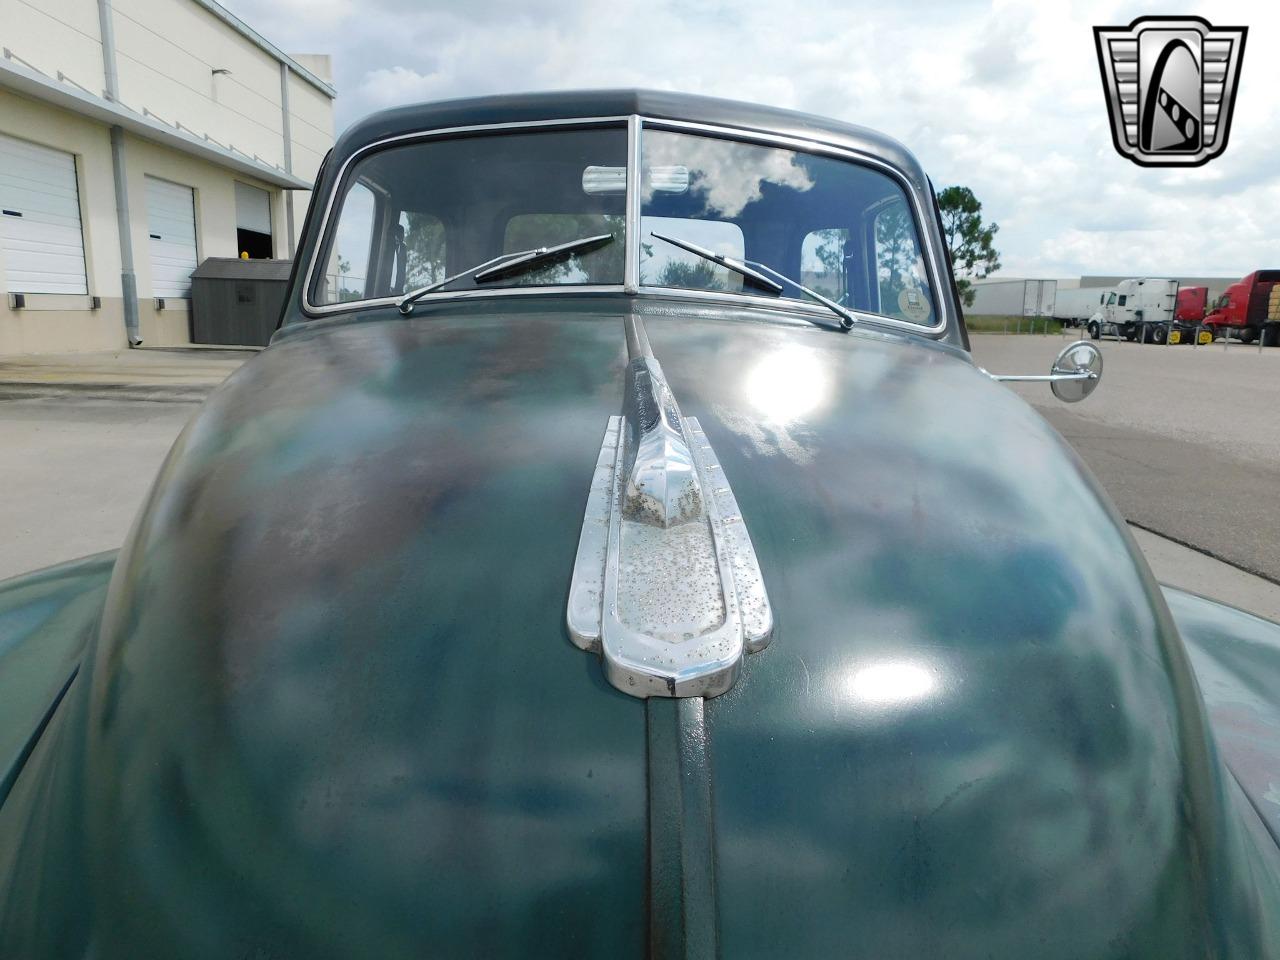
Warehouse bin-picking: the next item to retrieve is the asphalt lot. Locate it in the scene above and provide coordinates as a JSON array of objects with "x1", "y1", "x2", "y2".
[
  {"x1": 970, "y1": 332, "x2": 1280, "y2": 585},
  {"x1": 3, "y1": 336, "x2": 1280, "y2": 622}
]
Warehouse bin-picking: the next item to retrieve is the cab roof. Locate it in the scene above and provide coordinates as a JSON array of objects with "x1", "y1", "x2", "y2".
[{"x1": 332, "y1": 88, "x2": 932, "y2": 196}]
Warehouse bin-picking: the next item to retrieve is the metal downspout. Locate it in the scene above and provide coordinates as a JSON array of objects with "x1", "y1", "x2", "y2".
[
  {"x1": 97, "y1": 0, "x2": 141, "y2": 346},
  {"x1": 279, "y1": 62, "x2": 296, "y2": 257}
]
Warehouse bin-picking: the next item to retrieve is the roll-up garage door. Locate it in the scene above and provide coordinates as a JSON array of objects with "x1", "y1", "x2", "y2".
[
  {"x1": 234, "y1": 182, "x2": 271, "y2": 235},
  {"x1": 234, "y1": 182, "x2": 273, "y2": 259},
  {"x1": 145, "y1": 176, "x2": 197, "y2": 298},
  {"x1": 0, "y1": 133, "x2": 89, "y2": 294}
]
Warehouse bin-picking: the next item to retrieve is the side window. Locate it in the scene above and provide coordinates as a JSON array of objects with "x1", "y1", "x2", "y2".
[
  {"x1": 873, "y1": 199, "x2": 933, "y2": 324},
  {"x1": 1107, "y1": 292, "x2": 1117, "y2": 305},
  {"x1": 801, "y1": 229, "x2": 849, "y2": 303},
  {"x1": 323, "y1": 181, "x2": 376, "y2": 303},
  {"x1": 1117, "y1": 294, "x2": 1128, "y2": 306},
  {"x1": 640, "y1": 216, "x2": 745, "y2": 291},
  {"x1": 399, "y1": 211, "x2": 446, "y2": 291}
]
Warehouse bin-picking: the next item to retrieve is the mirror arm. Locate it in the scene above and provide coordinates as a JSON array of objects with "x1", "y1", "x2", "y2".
[{"x1": 979, "y1": 370, "x2": 1098, "y2": 383}]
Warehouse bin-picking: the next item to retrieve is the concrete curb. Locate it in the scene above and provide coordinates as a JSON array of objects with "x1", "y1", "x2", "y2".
[{"x1": 0, "y1": 382, "x2": 214, "y2": 403}]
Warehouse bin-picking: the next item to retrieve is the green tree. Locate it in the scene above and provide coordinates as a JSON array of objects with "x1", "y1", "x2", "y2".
[
  {"x1": 501, "y1": 213, "x2": 625, "y2": 285},
  {"x1": 937, "y1": 186, "x2": 1000, "y2": 307},
  {"x1": 656, "y1": 259, "x2": 723, "y2": 290},
  {"x1": 807, "y1": 228, "x2": 847, "y2": 301},
  {"x1": 874, "y1": 204, "x2": 916, "y2": 304},
  {"x1": 402, "y1": 213, "x2": 446, "y2": 289}
]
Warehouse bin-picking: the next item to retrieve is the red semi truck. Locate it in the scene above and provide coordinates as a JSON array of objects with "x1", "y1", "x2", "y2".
[
  {"x1": 1176, "y1": 286, "x2": 1208, "y2": 323},
  {"x1": 1202, "y1": 271, "x2": 1280, "y2": 345}
]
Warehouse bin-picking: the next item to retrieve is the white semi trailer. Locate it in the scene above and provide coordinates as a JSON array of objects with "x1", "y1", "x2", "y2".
[
  {"x1": 1053, "y1": 287, "x2": 1107, "y2": 326},
  {"x1": 968, "y1": 279, "x2": 1057, "y2": 317}
]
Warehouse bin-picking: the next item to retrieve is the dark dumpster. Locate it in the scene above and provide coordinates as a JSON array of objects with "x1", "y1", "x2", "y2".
[{"x1": 190, "y1": 258, "x2": 292, "y2": 347}]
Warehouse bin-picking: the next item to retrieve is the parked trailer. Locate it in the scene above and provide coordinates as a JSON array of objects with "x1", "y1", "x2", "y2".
[
  {"x1": 1085, "y1": 278, "x2": 1197, "y2": 344},
  {"x1": 1202, "y1": 271, "x2": 1280, "y2": 345},
  {"x1": 968, "y1": 279, "x2": 1057, "y2": 317},
  {"x1": 1054, "y1": 287, "x2": 1107, "y2": 326}
]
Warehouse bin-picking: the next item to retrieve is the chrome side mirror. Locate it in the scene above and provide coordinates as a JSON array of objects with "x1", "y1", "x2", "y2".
[
  {"x1": 1049, "y1": 341, "x2": 1103, "y2": 403},
  {"x1": 982, "y1": 341, "x2": 1103, "y2": 403}
]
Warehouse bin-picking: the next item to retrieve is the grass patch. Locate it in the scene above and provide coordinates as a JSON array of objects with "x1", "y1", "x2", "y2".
[{"x1": 965, "y1": 314, "x2": 1066, "y2": 334}]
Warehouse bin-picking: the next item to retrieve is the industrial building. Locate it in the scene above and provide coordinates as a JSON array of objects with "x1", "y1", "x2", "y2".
[{"x1": 0, "y1": 0, "x2": 334, "y2": 354}]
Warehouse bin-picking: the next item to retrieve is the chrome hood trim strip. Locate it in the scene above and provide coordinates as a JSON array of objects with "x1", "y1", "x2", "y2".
[{"x1": 567, "y1": 322, "x2": 773, "y2": 698}]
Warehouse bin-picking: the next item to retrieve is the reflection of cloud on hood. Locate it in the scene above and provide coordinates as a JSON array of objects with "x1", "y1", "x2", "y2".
[{"x1": 645, "y1": 132, "x2": 814, "y2": 218}]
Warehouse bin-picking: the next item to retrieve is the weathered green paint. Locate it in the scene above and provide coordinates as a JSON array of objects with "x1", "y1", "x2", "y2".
[
  {"x1": 0, "y1": 551, "x2": 114, "y2": 805},
  {"x1": 86, "y1": 308, "x2": 648, "y2": 958},
  {"x1": 637, "y1": 310, "x2": 1280, "y2": 957},
  {"x1": 0, "y1": 551, "x2": 114, "y2": 958},
  {"x1": 1164, "y1": 586, "x2": 1280, "y2": 849},
  {"x1": 1, "y1": 299, "x2": 1277, "y2": 956},
  {"x1": 1, "y1": 89, "x2": 1279, "y2": 957},
  {"x1": 646, "y1": 697, "x2": 717, "y2": 960}
]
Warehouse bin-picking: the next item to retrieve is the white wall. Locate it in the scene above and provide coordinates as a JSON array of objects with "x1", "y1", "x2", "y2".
[
  {"x1": 113, "y1": 0, "x2": 289, "y2": 169},
  {"x1": 0, "y1": 89, "x2": 125, "y2": 354},
  {"x1": 0, "y1": 0, "x2": 333, "y2": 244},
  {"x1": 125, "y1": 133, "x2": 280, "y2": 344},
  {"x1": 0, "y1": 0, "x2": 105, "y2": 98},
  {"x1": 0, "y1": 0, "x2": 334, "y2": 352}
]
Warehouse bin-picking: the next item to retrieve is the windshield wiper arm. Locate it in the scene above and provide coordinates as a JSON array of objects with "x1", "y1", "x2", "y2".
[
  {"x1": 650, "y1": 232, "x2": 784, "y2": 295},
  {"x1": 397, "y1": 233, "x2": 614, "y2": 316},
  {"x1": 474, "y1": 233, "x2": 614, "y2": 283},
  {"x1": 650, "y1": 232, "x2": 853, "y2": 331},
  {"x1": 745, "y1": 260, "x2": 856, "y2": 331}
]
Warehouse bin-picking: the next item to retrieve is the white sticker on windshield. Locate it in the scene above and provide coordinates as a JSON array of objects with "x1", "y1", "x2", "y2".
[{"x1": 898, "y1": 286, "x2": 932, "y2": 323}]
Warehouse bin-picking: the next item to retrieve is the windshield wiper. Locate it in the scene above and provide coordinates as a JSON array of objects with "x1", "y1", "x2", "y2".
[
  {"x1": 398, "y1": 233, "x2": 614, "y2": 316},
  {"x1": 650, "y1": 232, "x2": 854, "y2": 332},
  {"x1": 649, "y1": 232, "x2": 783, "y2": 295},
  {"x1": 747, "y1": 260, "x2": 856, "y2": 331}
]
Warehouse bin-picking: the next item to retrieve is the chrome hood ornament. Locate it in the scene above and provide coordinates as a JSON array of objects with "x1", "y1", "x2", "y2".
[{"x1": 567, "y1": 318, "x2": 773, "y2": 698}]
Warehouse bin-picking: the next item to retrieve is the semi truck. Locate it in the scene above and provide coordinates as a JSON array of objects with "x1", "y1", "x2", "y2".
[
  {"x1": 1085, "y1": 278, "x2": 1186, "y2": 344},
  {"x1": 1201, "y1": 271, "x2": 1280, "y2": 345},
  {"x1": 1176, "y1": 286, "x2": 1209, "y2": 323}
]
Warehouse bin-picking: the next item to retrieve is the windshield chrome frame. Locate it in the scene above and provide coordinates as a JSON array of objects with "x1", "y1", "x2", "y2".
[{"x1": 301, "y1": 114, "x2": 953, "y2": 338}]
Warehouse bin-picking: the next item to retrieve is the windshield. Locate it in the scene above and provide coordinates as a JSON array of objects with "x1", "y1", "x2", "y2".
[
  {"x1": 314, "y1": 126, "x2": 627, "y2": 306},
  {"x1": 640, "y1": 130, "x2": 935, "y2": 325},
  {"x1": 311, "y1": 122, "x2": 939, "y2": 328}
]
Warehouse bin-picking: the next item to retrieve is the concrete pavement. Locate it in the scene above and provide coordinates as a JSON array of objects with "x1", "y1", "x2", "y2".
[
  {"x1": 971, "y1": 332, "x2": 1280, "y2": 583},
  {"x1": 0, "y1": 396, "x2": 195, "y2": 579},
  {"x1": 1132, "y1": 527, "x2": 1280, "y2": 624},
  {"x1": 0, "y1": 348, "x2": 246, "y2": 578},
  {"x1": 0, "y1": 346, "x2": 251, "y2": 401}
]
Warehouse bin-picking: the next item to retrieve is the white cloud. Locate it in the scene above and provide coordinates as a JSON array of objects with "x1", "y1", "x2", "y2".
[{"x1": 223, "y1": 0, "x2": 1280, "y2": 279}]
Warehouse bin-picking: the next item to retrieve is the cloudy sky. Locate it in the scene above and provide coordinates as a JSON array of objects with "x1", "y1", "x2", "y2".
[{"x1": 222, "y1": 0, "x2": 1278, "y2": 279}]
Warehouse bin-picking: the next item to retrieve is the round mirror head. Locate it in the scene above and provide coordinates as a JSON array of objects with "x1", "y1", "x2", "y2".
[{"x1": 1050, "y1": 341, "x2": 1103, "y2": 403}]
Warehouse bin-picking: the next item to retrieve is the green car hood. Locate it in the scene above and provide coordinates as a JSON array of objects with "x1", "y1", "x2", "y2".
[{"x1": 13, "y1": 301, "x2": 1280, "y2": 957}]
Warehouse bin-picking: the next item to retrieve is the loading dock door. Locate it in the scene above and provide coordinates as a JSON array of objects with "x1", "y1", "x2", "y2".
[
  {"x1": 234, "y1": 182, "x2": 273, "y2": 259},
  {"x1": 145, "y1": 176, "x2": 197, "y2": 298},
  {"x1": 0, "y1": 133, "x2": 89, "y2": 294}
]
